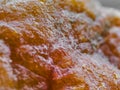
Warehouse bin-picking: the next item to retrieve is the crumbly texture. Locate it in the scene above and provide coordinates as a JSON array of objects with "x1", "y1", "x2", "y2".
[{"x1": 0, "y1": 0, "x2": 120, "y2": 90}]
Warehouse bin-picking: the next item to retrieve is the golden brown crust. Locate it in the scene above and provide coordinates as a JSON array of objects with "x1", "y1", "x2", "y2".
[
  {"x1": 101, "y1": 27, "x2": 120, "y2": 69},
  {"x1": 0, "y1": 0, "x2": 120, "y2": 90}
]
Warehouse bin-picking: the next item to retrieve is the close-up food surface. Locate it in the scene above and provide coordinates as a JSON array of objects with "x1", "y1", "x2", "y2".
[{"x1": 0, "y1": 0, "x2": 120, "y2": 90}]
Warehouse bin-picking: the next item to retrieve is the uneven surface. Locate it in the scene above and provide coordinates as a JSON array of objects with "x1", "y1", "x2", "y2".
[
  {"x1": 101, "y1": 27, "x2": 120, "y2": 69},
  {"x1": 0, "y1": 0, "x2": 120, "y2": 90}
]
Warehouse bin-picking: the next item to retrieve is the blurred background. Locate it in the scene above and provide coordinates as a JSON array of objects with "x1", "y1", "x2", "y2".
[{"x1": 99, "y1": 0, "x2": 120, "y2": 9}]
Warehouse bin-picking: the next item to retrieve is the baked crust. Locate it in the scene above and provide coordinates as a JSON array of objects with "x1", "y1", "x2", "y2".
[{"x1": 0, "y1": 0, "x2": 120, "y2": 90}]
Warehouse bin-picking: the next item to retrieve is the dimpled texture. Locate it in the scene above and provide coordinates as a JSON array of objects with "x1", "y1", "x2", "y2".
[{"x1": 0, "y1": 0, "x2": 120, "y2": 90}]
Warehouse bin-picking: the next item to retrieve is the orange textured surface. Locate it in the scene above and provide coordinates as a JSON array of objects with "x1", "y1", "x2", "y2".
[
  {"x1": 101, "y1": 27, "x2": 120, "y2": 69},
  {"x1": 0, "y1": 0, "x2": 120, "y2": 90}
]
